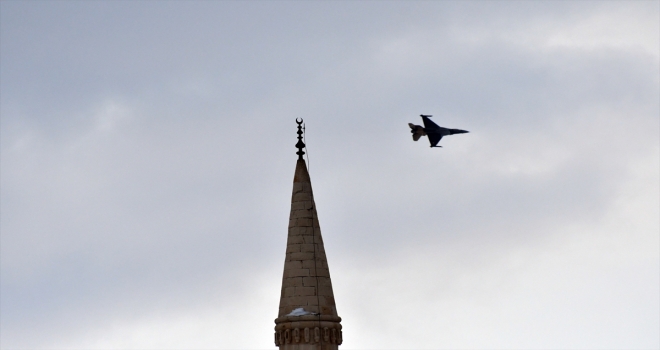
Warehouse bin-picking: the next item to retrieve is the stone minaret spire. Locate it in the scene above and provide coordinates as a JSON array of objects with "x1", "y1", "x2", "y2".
[{"x1": 274, "y1": 119, "x2": 342, "y2": 349}]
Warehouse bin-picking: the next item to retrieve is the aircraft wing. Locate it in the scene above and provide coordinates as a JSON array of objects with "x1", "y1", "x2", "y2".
[
  {"x1": 421, "y1": 115, "x2": 440, "y2": 129},
  {"x1": 428, "y1": 133, "x2": 443, "y2": 147}
]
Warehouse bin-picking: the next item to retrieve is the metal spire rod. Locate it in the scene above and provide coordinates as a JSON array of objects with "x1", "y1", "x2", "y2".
[{"x1": 295, "y1": 118, "x2": 305, "y2": 160}]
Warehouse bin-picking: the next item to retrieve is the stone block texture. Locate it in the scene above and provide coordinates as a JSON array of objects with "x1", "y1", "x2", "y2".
[{"x1": 275, "y1": 159, "x2": 342, "y2": 349}]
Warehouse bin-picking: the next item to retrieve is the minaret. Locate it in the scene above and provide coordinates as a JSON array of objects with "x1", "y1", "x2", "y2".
[{"x1": 274, "y1": 119, "x2": 342, "y2": 349}]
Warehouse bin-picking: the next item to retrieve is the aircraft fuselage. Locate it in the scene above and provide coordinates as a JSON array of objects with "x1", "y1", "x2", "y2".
[{"x1": 409, "y1": 115, "x2": 468, "y2": 147}]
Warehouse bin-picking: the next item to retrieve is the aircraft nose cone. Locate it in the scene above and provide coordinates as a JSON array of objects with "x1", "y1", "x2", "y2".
[{"x1": 450, "y1": 129, "x2": 469, "y2": 134}]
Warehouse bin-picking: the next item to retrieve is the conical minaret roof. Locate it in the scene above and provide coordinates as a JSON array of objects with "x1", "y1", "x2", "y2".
[{"x1": 274, "y1": 120, "x2": 342, "y2": 349}]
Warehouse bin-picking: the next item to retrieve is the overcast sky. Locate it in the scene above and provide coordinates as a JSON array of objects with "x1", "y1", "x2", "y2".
[{"x1": 1, "y1": 1, "x2": 658, "y2": 349}]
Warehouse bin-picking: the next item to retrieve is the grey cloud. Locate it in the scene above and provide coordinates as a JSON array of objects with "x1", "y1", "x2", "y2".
[{"x1": 1, "y1": 1, "x2": 658, "y2": 348}]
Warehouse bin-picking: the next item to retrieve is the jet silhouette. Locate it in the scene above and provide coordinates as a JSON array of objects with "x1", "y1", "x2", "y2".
[{"x1": 409, "y1": 114, "x2": 468, "y2": 148}]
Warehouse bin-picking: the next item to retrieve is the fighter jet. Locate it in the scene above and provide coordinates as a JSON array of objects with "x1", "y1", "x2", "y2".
[{"x1": 409, "y1": 114, "x2": 468, "y2": 148}]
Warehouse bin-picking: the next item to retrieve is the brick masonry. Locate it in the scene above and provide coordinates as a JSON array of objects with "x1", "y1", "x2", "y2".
[{"x1": 275, "y1": 159, "x2": 342, "y2": 349}]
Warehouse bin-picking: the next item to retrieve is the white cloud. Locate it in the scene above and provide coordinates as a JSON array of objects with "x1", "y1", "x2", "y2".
[
  {"x1": 93, "y1": 99, "x2": 133, "y2": 133},
  {"x1": 542, "y1": 7, "x2": 659, "y2": 58}
]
